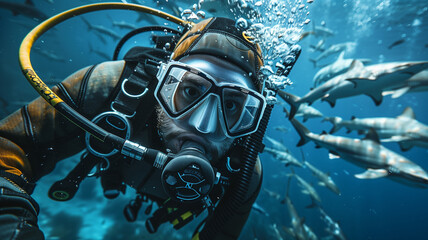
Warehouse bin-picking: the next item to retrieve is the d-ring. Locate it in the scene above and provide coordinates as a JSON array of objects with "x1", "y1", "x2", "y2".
[{"x1": 121, "y1": 78, "x2": 148, "y2": 98}]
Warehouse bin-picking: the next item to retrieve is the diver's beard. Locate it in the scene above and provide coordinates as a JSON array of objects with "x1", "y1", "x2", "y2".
[{"x1": 156, "y1": 106, "x2": 233, "y2": 161}]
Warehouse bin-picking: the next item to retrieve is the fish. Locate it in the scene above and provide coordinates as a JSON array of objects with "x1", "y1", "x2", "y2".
[
  {"x1": 33, "y1": 48, "x2": 66, "y2": 62},
  {"x1": 323, "y1": 107, "x2": 428, "y2": 150},
  {"x1": 387, "y1": 39, "x2": 405, "y2": 49},
  {"x1": 313, "y1": 51, "x2": 371, "y2": 87},
  {"x1": 264, "y1": 147, "x2": 304, "y2": 168},
  {"x1": 304, "y1": 160, "x2": 340, "y2": 195},
  {"x1": 309, "y1": 42, "x2": 356, "y2": 67},
  {"x1": 81, "y1": 17, "x2": 122, "y2": 41},
  {"x1": 309, "y1": 39, "x2": 326, "y2": 52},
  {"x1": 290, "y1": 172, "x2": 322, "y2": 204},
  {"x1": 265, "y1": 136, "x2": 290, "y2": 153},
  {"x1": 251, "y1": 203, "x2": 270, "y2": 217},
  {"x1": 107, "y1": 15, "x2": 138, "y2": 30},
  {"x1": 278, "y1": 61, "x2": 365, "y2": 119},
  {"x1": 318, "y1": 207, "x2": 347, "y2": 240},
  {"x1": 281, "y1": 179, "x2": 310, "y2": 240},
  {"x1": 283, "y1": 104, "x2": 323, "y2": 122},
  {"x1": 271, "y1": 224, "x2": 284, "y2": 240},
  {"x1": 322, "y1": 61, "x2": 428, "y2": 107},
  {"x1": 290, "y1": 118, "x2": 428, "y2": 188},
  {"x1": 278, "y1": 91, "x2": 324, "y2": 122},
  {"x1": 262, "y1": 188, "x2": 282, "y2": 200},
  {"x1": 0, "y1": 0, "x2": 48, "y2": 21},
  {"x1": 382, "y1": 69, "x2": 428, "y2": 98},
  {"x1": 274, "y1": 125, "x2": 289, "y2": 133}
]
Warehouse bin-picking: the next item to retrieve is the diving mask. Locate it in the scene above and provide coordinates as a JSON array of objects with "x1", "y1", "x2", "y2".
[{"x1": 155, "y1": 60, "x2": 267, "y2": 138}]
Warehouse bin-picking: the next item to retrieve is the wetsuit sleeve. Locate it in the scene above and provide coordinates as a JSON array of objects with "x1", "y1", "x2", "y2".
[
  {"x1": 0, "y1": 61, "x2": 125, "y2": 240},
  {"x1": 198, "y1": 156, "x2": 263, "y2": 240},
  {"x1": 0, "y1": 60, "x2": 125, "y2": 181}
]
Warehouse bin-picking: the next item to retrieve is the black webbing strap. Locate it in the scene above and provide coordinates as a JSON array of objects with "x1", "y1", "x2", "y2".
[{"x1": 110, "y1": 62, "x2": 151, "y2": 117}]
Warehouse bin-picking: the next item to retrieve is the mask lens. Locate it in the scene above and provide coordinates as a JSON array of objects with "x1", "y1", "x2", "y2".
[
  {"x1": 158, "y1": 67, "x2": 212, "y2": 115},
  {"x1": 222, "y1": 88, "x2": 264, "y2": 136}
]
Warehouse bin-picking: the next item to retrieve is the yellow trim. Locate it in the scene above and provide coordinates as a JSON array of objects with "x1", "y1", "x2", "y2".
[
  {"x1": 181, "y1": 211, "x2": 193, "y2": 220},
  {"x1": 19, "y1": 2, "x2": 192, "y2": 107},
  {"x1": 171, "y1": 219, "x2": 179, "y2": 226},
  {"x1": 192, "y1": 232, "x2": 200, "y2": 240},
  {"x1": 171, "y1": 211, "x2": 193, "y2": 226}
]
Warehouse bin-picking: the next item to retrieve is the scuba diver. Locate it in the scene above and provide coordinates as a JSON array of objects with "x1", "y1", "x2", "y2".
[{"x1": 0, "y1": 4, "x2": 300, "y2": 239}]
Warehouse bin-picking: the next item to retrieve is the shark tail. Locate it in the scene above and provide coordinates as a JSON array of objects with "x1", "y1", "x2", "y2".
[
  {"x1": 278, "y1": 90, "x2": 302, "y2": 120},
  {"x1": 290, "y1": 118, "x2": 311, "y2": 147}
]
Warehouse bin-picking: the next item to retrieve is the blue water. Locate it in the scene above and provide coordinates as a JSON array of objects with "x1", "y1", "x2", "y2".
[{"x1": 0, "y1": 0, "x2": 427, "y2": 239}]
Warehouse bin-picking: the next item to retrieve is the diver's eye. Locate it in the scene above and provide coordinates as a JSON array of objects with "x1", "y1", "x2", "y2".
[
  {"x1": 184, "y1": 86, "x2": 202, "y2": 100},
  {"x1": 225, "y1": 100, "x2": 238, "y2": 112}
]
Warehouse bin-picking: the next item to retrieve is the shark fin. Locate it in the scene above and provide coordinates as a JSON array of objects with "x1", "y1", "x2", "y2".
[
  {"x1": 398, "y1": 106, "x2": 415, "y2": 119},
  {"x1": 365, "y1": 91, "x2": 383, "y2": 106},
  {"x1": 315, "y1": 145, "x2": 321, "y2": 149},
  {"x1": 351, "y1": 116, "x2": 356, "y2": 120},
  {"x1": 363, "y1": 128, "x2": 380, "y2": 144},
  {"x1": 328, "y1": 152, "x2": 340, "y2": 159},
  {"x1": 355, "y1": 168, "x2": 388, "y2": 179},
  {"x1": 346, "y1": 129, "x2": 351, "y2": 134},
  {"x1": 399, "y1": 141, "x2": 413, "y2": 151},
  {"x1": 278, "y1": 90, "x2": 301, "y2": 119},
  {"x1": 337, "y1": 51, "x2": 345, "y2": 61},
  {"x1": 321, "y1": 131, "x2": 327, "y2": 135},
  {"x1": 322, "y1": 96, "x2": 336, "y2": 107},
  {"x1": 283, "y1": 107, "x2": 290, "y2": 118},
  {"x1": 388, "y1": 87, "x2": 410, "y2": 98},
  {"x1": 289, "y1": 118, "x2": 311, "y2": 147}
]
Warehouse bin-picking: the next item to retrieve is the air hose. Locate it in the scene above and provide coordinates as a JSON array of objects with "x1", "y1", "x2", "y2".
[
  {"x1": 18, "y1": 2, "x2": 191, "y2": 151},
  {"x1": 198, "y1": 45, "x2": 301, "y2": 239}
]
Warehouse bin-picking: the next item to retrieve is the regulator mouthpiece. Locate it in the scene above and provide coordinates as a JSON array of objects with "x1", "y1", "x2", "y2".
[{"x1": 161, "y1": 141, "x2": 215, "y2": 202}]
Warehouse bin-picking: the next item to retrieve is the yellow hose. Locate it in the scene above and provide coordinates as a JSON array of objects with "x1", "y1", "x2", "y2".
[{"x1": 19, "y1": 2, "x2": 191, "y2": 107}]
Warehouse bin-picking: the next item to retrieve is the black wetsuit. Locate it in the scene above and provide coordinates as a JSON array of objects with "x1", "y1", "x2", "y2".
[{"x1": 0, "y1": 58, "x2": 262, "y2": 240}]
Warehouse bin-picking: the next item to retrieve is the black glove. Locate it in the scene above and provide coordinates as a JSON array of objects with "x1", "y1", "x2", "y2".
[{"x1": 0, "y1": 174, "x2": 44, "y2": 240}]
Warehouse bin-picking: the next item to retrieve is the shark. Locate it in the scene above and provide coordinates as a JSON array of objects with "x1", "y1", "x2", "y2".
[
  {"x1": 81, "y1": 17, "x2": 122, "y2": 41},
  {"x1": 281, "y1": 177, "x2": 314, "y2": 240},
  {"x1": 290, "y1": 172, "x2": 321, "y2": 204},
  {"x1": 322, "y1": 61, "x2": 428, "y2": 107},
  {"x1": 382, "y1": 69, "x2": 428, "y2": 98},
  {"x1": 304, "y1": 160, "x2": 340, "y2": 195},
  {"x1": 264, "y1": 147, "x2": 304, "y2": 168},
  {"x1": 313, "y1": 51, "x2": 371, "y2": 87},
  {"x1": 265, "y1": 136, "x2": 290, "y2": 153},
  {"x1": 278, "y1": 91, "x2": 324, "y2": 122},
  {"x1": 262, "y1": 188, "x2": 282, "y2": 200},
  {"x1": 251, "y1": 202, "x2": 270, "y2": 217},
  {"x1": 278, "y1": 62, "x2": 365, "y2": 119},
  {"x1": 274, "y1": 125, "x2": 289, "y2": 133},
  {"x1": 323, "y1": 107, "x2": 428, "y2": 151},
  {"x1": 33, "y1": 48, "x2": 66, "y2": 62},
  {"x1": 0, "y1": 0, "x2": 48, "y2": 21},
  {"x1": 318, "y1": 207, "x2": 347, "y2": 240},
  {"x1": 309, "y1": 42, "x2": 356, "y2": 67},
  {"x1": 290, "y1": 118, "x2": 428, "y2": 188}
]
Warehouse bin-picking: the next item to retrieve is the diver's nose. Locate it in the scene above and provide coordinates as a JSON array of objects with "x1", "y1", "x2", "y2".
[{"x1": 188, "y1": 95, "x2": 219, "y2": 134}]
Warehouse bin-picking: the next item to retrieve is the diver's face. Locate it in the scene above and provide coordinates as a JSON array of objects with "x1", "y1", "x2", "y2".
[{"x1": 157, "y1": 54, "x2": 256, "y2": 161}]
